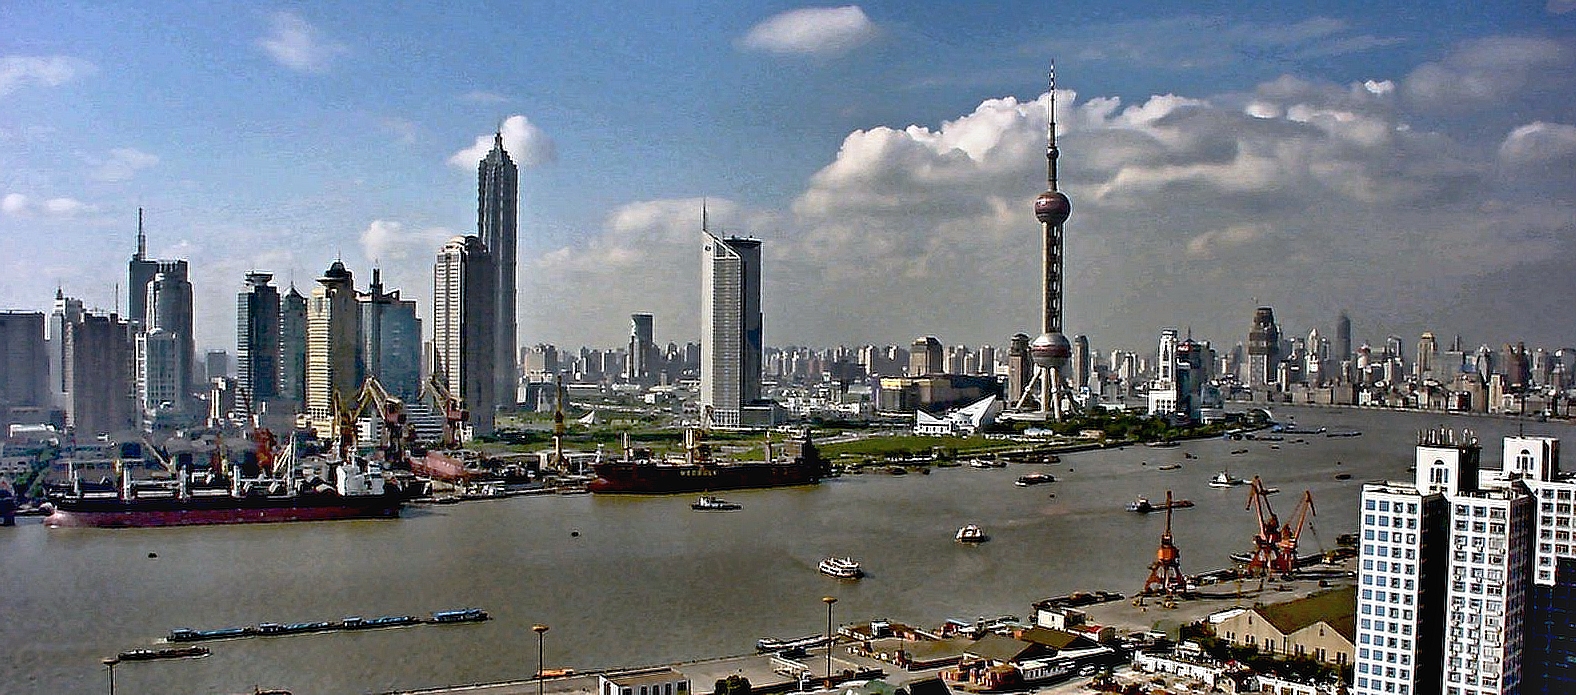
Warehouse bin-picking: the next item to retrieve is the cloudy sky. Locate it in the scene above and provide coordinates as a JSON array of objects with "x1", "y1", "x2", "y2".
[{"x1": 3, "y1": 1, "x2": 1574, "y2": 359}]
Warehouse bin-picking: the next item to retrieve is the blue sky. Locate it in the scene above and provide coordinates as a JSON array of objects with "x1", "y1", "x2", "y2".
[{"x1": 3, "y1": 1, "x2": 1575, "y2": 357}]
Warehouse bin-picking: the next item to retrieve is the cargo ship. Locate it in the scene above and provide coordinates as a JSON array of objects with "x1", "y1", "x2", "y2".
[
  {"x1": 44, "y1": 431, "x2": 405, "y2": 529},
  {"x1": 588, "y1": 429, "x2": 829, "y2": 494}
]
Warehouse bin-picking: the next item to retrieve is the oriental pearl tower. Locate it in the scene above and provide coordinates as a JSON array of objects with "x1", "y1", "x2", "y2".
[{"x1": 1020, "y1": 65, "x2": 1072, "y2": 420}]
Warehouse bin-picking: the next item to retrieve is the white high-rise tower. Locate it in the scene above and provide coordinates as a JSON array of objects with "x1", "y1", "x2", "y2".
[{"x1": 699, "y1": 209, "x2": 762, "y2": 428}]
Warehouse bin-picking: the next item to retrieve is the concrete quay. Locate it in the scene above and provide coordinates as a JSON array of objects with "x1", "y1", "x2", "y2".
[{"x1": 382, "y1": 648, "x2": 885, "y2": 695}]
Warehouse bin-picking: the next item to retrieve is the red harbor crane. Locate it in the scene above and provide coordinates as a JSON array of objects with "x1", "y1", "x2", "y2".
[
  {"x1": 421, "y1": 373, "x2": 469, "y2": 449},
  {"x1": 1242, "y1": 475, "x2": 1283, "y2": 576},
  {"x1": 1273, "y1": 490, "x2": 1317, "y2": 575}
]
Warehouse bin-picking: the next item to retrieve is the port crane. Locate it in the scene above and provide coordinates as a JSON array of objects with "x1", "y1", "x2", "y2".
[
  {"x1": 1142, "y1": 490, "x2": 1187, "y2": 596},
  {"x1": 1273, "y1": 490, "x2": 1317, "y2": 575},
  {"x1": 1242, "y1": 476, "x2": 1283, "y2": 576},
  {"x1": 420, "y1": 372, "x2": 469, "y2": 448},
  {"x1": 351, "y1": 376, "x2": 413, "y2": 466}
]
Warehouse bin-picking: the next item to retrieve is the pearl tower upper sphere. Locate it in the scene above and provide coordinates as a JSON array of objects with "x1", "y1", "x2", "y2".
[
  {"x1": 1030, "y1": 331, "x2": 1072, "y2": 370},
  {"x1": 1035, "y1": 189, "x2": 1071, "y2": 225}
]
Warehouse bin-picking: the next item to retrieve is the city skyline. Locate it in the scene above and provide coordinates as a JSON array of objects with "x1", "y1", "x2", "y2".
[{"x1": 2, "y1": 3, "x2": 1575, "y2": 355}]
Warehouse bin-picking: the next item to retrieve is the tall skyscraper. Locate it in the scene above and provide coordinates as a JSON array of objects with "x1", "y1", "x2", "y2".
[
  {"x1": 626, "y1": 313, "x2": 656, "y2": 386},
  {"x1": 306, "y1": 261, "x2": 361, "y2": 433},
  {"x1": 1245, "y1": 306, "x2": 1281, "y2": 388},
  {"x1": 1416, "y1": 332, "x2": 1438, "y2": 382},
  {"x1": 278, "y1": 284, "x2": 308, "y2": 411},
  {"x1": 1021, "y1": 65, "x2": 1073, "y2": 419},
  {"x1": 236, "y1": 271, "x2": 281, "y2": 419},
  {"x1": 433, "y1": 236, "x2": 496, "y2": 437},
  {"x1": 1072, "y1": 334, "x2": 1091, "y2": 391},
  {"x1": 477, "y1": 132, "x2": 518, "y2": 407},
  {"x1": 45, "y1": 289, "x2": 83, "y2": 410},
  {"x1": 137, "y1": 267, "x2": 195, "y2": 425},
  {"x1": 65, "y1": 311, "x2": 137, "y2": 436},
  {"x1": 359, "y1": 268, "x2": 422, "y2": 402},
  {"x1": 0, "y1": 311, "x2": 47, "y2": 411},
  {"x1": 1336, "y1": 311, "x2": 1353, "y2": 364},
  {"x1": 127, "y1": 208, "x2": 157, "y2": 329},
  {"x1": 909, "y1": 336, "x2": 943, "y2": 376},
  {"x1": 700, "y1": 217, "x2": 762, "y2": 428}
]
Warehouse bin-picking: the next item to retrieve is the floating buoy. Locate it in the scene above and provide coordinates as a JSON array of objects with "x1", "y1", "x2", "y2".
[
  {"x1": 147, "y1": 552, "x2": 158, "y2": 559},
  {"x1": 570, "y1": 530, "x2": 580, "y2": 537}
]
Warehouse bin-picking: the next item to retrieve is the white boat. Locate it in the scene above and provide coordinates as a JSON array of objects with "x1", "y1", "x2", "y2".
[
  {"x1": 1209, "y1": 470, "x2": 1244, "y2": 488},
  {"x1": 691, "y1": 495, "x2": 741, "y2": 511},
  {"x1": 819, "y1": 556, "x2": 863, "y2": 578},
  {"x1": 955, "y1": 524, "x2": 989, "y2": 543}
]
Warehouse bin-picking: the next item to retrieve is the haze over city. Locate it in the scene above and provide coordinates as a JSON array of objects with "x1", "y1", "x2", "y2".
[{"x1": 3, "y1": 1, "x2": 1574, "y2": 353}]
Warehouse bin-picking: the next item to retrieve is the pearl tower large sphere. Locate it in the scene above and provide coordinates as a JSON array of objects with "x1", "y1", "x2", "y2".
[
  {"x1": 1035, "y1": 190, "x2": 1071, "y2": 226},
  {"x1": 1030, "y1": 331, "x2": 1071, "y2": 370}
]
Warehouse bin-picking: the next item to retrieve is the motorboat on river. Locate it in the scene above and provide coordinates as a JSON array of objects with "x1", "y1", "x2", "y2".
[
  {"x1": 819, "y1": 556, "x2": 863, "y2": 578},
  {"x1": 955, "y1": 524, "x2": 989, "y2": 543}
]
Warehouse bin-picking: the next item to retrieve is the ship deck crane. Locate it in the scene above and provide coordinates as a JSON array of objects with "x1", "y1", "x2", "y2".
[
  {"x1": 1244, "y1": 476, "x2": 1285, "y2": 576},
  {"x1": 1143, "y1": 490, "x2": 1187, "y2": 597}
]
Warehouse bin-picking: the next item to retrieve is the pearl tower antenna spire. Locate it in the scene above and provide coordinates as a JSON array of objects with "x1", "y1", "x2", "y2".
[{"x1": 1017, "y1": 62, "x2": 1074, "y2": 420}]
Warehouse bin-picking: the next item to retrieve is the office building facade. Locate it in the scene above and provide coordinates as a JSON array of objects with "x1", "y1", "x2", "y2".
[
  {"x1": 699, "y1": 230, "x2": 762, "y2": 428},
  {"x1": 306, "y1": 261, "x2": 361, "y2": 433},
  {"x1": 236, "y1": 271, "x2": 281, "y2": 418},
  {"x1": 433, "y1": 236, "x2": 496, "y2": 437},
  {"x1": 477, "y1": 132, "x2": 518, "y2": 405}
]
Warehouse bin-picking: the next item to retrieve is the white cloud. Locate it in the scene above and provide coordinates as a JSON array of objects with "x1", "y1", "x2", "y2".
[
  {"x1": 520, "y1": 42, "x2": 1575, "y2": 350},
  {"x1": 0, "y1": 55, "x2": 96, "y2": 95},
  {"x1": 257, "y1": 11, "x2": 347, "y2": 72},
  {"x1": 359, "y1": 219, "x2": 456, "y2": 264},
  {"x1": 90, "y1": 147, "x2": 160, "y2": 182},
  {"x1": 447, "y1": 115, "x2": 556, "y2": 169},
  {"x1": 1499, "y1": 121, "x2": 1576, "y2": 166},
  {"x1": 1403, "y1": 36, "x2": 1572, "y2": 112},
  {"x1": 739, "y1": 5, "x2": 877, "y2": 56},
  {"x1": 1, "y1": 193, "x2": 93, "y2": 218}
]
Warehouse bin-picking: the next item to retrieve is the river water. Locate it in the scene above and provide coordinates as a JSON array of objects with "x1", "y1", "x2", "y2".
[{"x1": 3, "y1": 407, "x2": 1570, "y2": 694}]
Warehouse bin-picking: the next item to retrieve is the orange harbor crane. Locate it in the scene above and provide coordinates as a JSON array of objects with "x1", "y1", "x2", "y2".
[
  {"x1": 1274, "y1": 490, "x2": 1317, "y2": 575},
  {"x1": 1143, "y1": 490, "x2": 1187, "y2": 596},
  {"x1": 1243, "y1": 475, "x2": 1283, "y2": 576}
]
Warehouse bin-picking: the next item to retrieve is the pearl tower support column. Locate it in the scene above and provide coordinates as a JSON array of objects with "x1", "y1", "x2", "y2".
[{"x1": 1028, "y1": 64, "x2": 1072, "y2": 420}]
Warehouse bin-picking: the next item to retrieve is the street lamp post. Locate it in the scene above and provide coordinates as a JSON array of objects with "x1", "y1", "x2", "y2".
[
  {"x1": 533, "y1": 623, "x2": 550, "y2": 695},
  {"x1": 822, "y1": 596, "x2": 837, "y2": 683},
  {"x1": 101, "y1": 657, "x2": 118, "y2": 695}
]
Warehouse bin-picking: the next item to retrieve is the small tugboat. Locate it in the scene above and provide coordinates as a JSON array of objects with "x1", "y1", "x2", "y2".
[
  {"x1": 1209, "y1": 470, "x2": 1245, "y2": 488},
  {"x1": 691, "y1": 495, "x2": 742, "y2": 511},
  {"x1": 955, "y1": 524, "x2": 989, "y2": 543},
  {"x1": 1014, "y1": 473, "x2": 1055, "y2": 487},
  {"x1": 117, "y1": 646, "x2": 211, "y2": 661},
  {"x1": 1126, "y1": 496, "x2": 1195, "y2": 513},
  {"x1": 819, "y1": 556, "x2": 863, "y2": 578}
]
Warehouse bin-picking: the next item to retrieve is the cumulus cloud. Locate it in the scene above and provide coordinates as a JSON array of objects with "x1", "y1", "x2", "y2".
[
  {"x1": 0, "y1": 55, "x2": 96, "y2": 95},
  {"x1": 739, "y1": 5, "x2": 877, "y2": 56},
  {"x1": 1403, "y1": 36, "x2": 1573, "y2": 112},
  {"x1": 523, "y1": 39, "x2": 1576, "y2": 350},
  {"x1": 359, "y1": 219, "x2": 457, "y2": 263},
  {"x1": 448, "y1": 115, "x2": 556, "y2": 168},
  {"x1": 89, "y1": 147, "x2": 160, "y2": 182},
  {"x1": 1, "y1": 193, "x2": 93, "y2": 218},
  {"x1": 1498, "y1": 121, "x2": 1576, "y2": 164},
  {"x1": 258, "y1": 11, "x2": 347, "y2": 72}
]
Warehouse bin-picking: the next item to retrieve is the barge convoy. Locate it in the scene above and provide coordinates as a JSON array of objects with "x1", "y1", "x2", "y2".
[{"x1": 170, "y1": 608, "x2": 488, "y2": 642}]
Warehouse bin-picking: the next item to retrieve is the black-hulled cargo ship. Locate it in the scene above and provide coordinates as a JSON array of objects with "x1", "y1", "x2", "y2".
[
  {"x1": 588, "y1": 430, "x2": 829, "y2": 494},
  {"x1": 44, "y1": 432, "x2": 405, "y2": 529}
]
